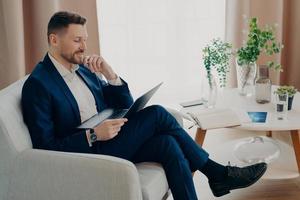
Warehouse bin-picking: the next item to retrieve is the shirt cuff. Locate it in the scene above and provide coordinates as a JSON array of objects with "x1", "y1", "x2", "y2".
[{"x1": 107, "y1": 76, "x2": 123, "y2": 86}]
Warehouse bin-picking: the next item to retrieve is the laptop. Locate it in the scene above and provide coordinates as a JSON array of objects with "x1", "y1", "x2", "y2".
[{"x1": 78, "y1": 82, "x2": 163, "y2": 129}]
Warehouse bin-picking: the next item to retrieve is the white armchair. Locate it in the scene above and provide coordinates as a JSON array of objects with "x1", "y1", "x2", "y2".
[{"x1": 0, "y1": 77, "x2": 183, "y2": 200}]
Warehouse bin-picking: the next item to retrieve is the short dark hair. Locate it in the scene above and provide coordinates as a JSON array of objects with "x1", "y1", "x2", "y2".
[{"x1": 47, "y1": 11, "x2": 87, "y2": 43}]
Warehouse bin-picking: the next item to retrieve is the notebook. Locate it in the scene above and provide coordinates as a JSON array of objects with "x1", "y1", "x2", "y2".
[{"x1": 187, "y1": 108, "x2": 242, "y2": 130}]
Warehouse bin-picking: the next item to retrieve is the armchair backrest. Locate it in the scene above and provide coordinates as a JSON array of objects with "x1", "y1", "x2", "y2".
[{"x1": 0, "y1": 76, "x2": 32, "y2": 199}]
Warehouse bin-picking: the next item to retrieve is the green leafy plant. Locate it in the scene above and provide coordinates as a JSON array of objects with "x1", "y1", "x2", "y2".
[
  {"x1": 237, "y1": 17, "x2": 283, "y2": 70},
  {"x1": 274, "y1": 85, "x2": 298, "y2": 97},
  {"x1": 203, "y1": 38, "x2": 232, "y2": 88}
]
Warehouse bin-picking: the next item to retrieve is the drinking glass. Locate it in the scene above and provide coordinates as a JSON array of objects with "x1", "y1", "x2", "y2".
[{"x1": 275, "y1": 92, "x2": 288, "y2": 120}]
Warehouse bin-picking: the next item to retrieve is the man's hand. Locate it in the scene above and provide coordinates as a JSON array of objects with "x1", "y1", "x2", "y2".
[
  {"x1": 82, "y1": 55, "x2": 117, "y2": 80},
  {"x1": 94, "y1": 118, "x2": 128, "y2": 141}
]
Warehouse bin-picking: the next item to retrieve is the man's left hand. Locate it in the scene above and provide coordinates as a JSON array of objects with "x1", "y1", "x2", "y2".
[{"x1": 82, "y1": 55, "x2": 117, "y2": 80}]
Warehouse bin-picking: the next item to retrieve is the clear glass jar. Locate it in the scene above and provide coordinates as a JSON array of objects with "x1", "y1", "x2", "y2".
[{"x1": 255, "y1": 65, "x2": 271, "y2": 104}]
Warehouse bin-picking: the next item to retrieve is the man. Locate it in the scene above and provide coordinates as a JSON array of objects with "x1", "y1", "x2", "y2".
[{"x1": 22, "y1": 11, "x2": 267, "y2": 200}]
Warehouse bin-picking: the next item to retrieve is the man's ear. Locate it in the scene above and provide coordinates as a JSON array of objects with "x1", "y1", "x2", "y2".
[{"x1": 49, "y1": 33, "x2": 59, "y2": 47}]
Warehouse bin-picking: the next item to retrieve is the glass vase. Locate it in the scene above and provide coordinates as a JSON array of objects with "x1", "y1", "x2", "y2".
[
  {"x1": 236, "y1": 59, "x2": 257, "y2": 97},
  {"x1": 206, "y1": 74, "x2": 217, "y2": 108}
]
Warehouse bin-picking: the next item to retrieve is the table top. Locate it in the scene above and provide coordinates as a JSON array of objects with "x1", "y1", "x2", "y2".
[{"x1": 181, "y1": 87, "x2": 300, "y2": 131}]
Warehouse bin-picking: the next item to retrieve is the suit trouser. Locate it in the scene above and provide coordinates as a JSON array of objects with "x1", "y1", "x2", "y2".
[{"x1": 95, "y1": 105, "x2": 209, "y2": 200}]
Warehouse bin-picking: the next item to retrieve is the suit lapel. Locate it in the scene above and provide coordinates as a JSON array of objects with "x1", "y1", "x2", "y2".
[{"x1": 43, "y1": 54, "x2": 81, "y2": 124}]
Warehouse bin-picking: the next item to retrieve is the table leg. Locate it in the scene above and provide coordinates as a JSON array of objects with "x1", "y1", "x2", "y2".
[
  {"x1": 266, "y1": 131, "x2": 272, "y2": 137},
  {"x1": 291, "y1": 130, "x2": 300, "y2": 172},
  {"x1": 194, "y1": 128, "x2": 207, "y2": 147},
  {"x1": 192, "y1": 128, "x2": 207, "y2": 177}
]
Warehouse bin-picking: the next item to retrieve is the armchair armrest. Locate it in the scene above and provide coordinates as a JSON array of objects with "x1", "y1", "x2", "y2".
[
  {"x1": 165, "y1": 107, "x2": 184, "y2": 127},
  {"x1": 7, "y1": 149, "x2": 142, "y2": 200}
]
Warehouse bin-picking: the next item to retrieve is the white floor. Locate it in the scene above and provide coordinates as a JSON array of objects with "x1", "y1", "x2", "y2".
[{"x1": 167, "y1": 120, "x2": 299, "y2": 199}]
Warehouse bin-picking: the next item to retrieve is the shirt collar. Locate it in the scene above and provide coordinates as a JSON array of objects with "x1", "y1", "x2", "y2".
[{"x1": 48, "y1": 52, "x2": 79, "y2": 80}]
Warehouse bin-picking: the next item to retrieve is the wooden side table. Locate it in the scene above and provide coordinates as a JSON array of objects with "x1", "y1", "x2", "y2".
[{"x1": 183, "y1": 87, "x2": 300, "y2": 172}]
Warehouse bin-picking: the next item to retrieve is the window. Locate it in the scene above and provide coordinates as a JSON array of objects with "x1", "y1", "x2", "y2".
[{"x1": 97, "y1": 0, "x2": 225, "y2": 106}]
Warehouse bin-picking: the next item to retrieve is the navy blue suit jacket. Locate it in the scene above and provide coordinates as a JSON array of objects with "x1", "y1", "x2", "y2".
[{"x1": 22, "y1": 54, "x2": 134, "y2": 153}]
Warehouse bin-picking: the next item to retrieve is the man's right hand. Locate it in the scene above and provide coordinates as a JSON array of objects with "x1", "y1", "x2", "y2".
[{"x1": 94, "y1": 118, "x2": 128, "y2": 141}]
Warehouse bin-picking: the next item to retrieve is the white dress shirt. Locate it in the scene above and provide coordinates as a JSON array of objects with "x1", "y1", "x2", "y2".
[{"x1": 48, "y1": 53, "x2": 122, "y2": 146}]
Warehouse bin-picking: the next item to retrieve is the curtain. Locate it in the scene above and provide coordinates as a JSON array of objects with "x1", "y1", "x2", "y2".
[
  {"x1": 225, "y1": 0, "x2": 300, "y2": 89},
  {"x1": 0, "y1": 0, "x2": 26, "y2": 89},
  {"x1": 0, "y1": 0, "x2": 100, "y2": 89},
  {"x1": 280, "y1": 0, "x2": 300, "y2": 88}
]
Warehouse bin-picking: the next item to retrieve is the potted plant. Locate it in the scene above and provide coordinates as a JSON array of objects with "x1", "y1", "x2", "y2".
[
  {"x1": 274, "y1": 85, "x2": 298, "y2": 110},
  {"x1": 202, "y1": 38, "x2": 232, "y2": 108},
  {"x1": 203, "y1": 38, "x2": 232, "y2": 88},
  {"x1": 236, "y1": 17, "x2": 283, "y2": 96}
]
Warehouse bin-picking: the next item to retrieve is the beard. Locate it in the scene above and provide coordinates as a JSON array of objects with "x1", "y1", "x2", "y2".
[{"x1": 61, "y1": 50, "x2": 84, "y2": 65}]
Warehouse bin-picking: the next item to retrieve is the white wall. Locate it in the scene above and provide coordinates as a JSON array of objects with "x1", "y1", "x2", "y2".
[{"x1": 97, "y1": 0, "x2": 225, "y2": 107}]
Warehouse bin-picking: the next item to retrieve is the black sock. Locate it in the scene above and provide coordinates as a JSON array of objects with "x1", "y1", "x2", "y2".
[{"x1": 200, "y1": 159, "x2": 227, "y2": 182}]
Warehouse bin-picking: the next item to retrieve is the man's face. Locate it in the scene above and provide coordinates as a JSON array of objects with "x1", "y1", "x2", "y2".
[{"x1": 51, "y1": 24, "x2": 88, "y2": 65}]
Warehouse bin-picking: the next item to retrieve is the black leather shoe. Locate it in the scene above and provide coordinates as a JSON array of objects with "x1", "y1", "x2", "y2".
[{"x1": 209, "y1": 162, "x2": 267, "y2": 197}]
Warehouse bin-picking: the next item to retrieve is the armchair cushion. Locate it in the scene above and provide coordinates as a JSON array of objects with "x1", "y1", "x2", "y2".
[{"x1": 136, "y1": 163, "x2": 169, "y2": 200}]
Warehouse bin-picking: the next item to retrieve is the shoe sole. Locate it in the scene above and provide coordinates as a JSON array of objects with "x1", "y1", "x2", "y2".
[
  {"x1": 212, "y1": 189, "x2": 231, "y2": 197},
  {"x1": 212, "y1": 165, "x2": 267, "y2": 197}
]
